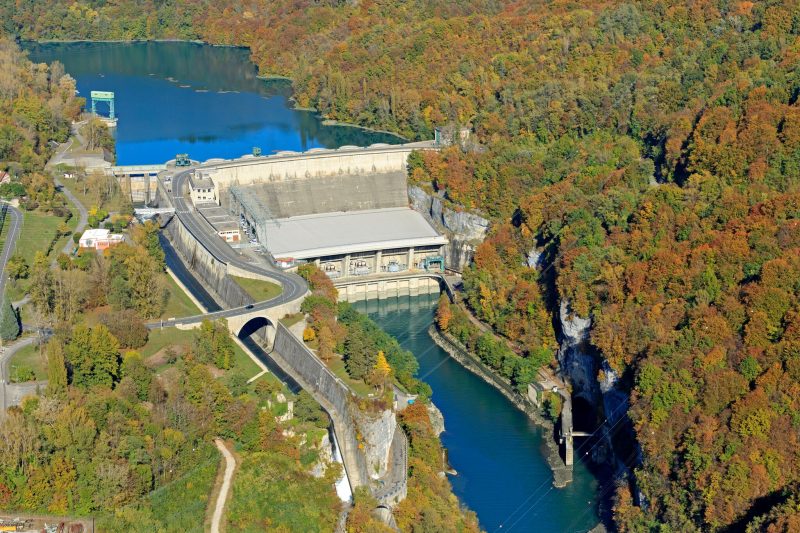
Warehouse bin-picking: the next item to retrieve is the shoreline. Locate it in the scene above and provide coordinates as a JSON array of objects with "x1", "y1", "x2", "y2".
[
  {"x1": 21, "y1": 38, "x2": 243, "y2": 48},
  {"x1": 427, "y1": 325, "x2": 573, "y2": 488},
  {"x1": 24, "y1": 38, "x2": 410, "y2": 144}
]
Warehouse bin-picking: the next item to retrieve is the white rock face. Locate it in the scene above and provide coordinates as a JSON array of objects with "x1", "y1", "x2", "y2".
[
  {"x1": 408, "y1": 186, "x2": 490, "y2": 270},
  {"x1": 357, "y1": 409, "x2": 397, "y2": 479},
  {"x1": 526, "y1": 248, "x2": 543, "y2": 268},
  {"x1": 559, "y1": 300, "x2": 592, "y2": 345},
  {"x1": 311, "y1": 432, "x2": 333, "y2": 478},
  {"x1": 427, "y1": 402, "x2": 446, "y2": 436}
]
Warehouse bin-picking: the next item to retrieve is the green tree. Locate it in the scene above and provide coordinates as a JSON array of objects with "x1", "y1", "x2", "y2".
[
  {"x1": 6, "y1": 253, "x2": 29, "y2": 281},
  {"x1": 120, "y1": 350, "x2": 151, "y2": 400},
  {"x1": 65, "y1": 324, "x2": 121, "y2": 388},
  {"x1": 193, "y1": 319, "x2": 234, "y2": 369},
  {"x1": 124, "y1": 253, "x2": 166, "y2": 318},
  {"x1": 344, "y1": 322, "x2": 375, "y2": 381},
  {"x1": 45, "y1": 340, "x2": 67, "y2": 397},
  {"x1": 0, "y1": 294, "x2": 19, "y2": 341}
]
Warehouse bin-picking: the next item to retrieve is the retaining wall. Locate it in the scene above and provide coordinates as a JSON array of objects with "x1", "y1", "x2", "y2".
[
  {"x1": 163, "y1": 218, "x2": 254, "y2": 309},
  {"x1": 272, "y1": 324, "x2": 370, "y2": 489},
  {"x1": 272, "y1": 324, "x2": 409, "y2": 505}
]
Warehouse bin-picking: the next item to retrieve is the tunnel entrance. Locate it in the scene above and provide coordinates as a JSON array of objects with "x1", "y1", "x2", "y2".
[
  {"x1": 572, "y1": 395, "x2": 600, "y2": 436},
  {"x1": 238, "y1": 316, "x2": 275, "y2": 347}
]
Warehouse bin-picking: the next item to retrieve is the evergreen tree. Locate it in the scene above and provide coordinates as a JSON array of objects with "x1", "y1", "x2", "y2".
[
  {"x1": 344, "y1": 322, "x2": 374, "y2": 380},
  {"x1": 0, "y1": 294, "x2": 19, "y2": 341}
]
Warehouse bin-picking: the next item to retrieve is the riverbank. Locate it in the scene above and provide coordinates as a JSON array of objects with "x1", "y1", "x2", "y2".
[{"x1": 428, "y1": 325, "x2": 572, "y2": 488}]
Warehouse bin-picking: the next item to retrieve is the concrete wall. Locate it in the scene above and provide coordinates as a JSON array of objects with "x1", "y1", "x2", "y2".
[
  {"x1": 335, "y1": 275, "x2": 442, "y2": 303},
  {"x1": 209, "y1": 146, "x2": 419, "y2": 192},
  {"x1": 272, "y1": 324, "x2": 370, "y2": 489},
  {"x1": 163, "y1": 217, "x2": 254, "y2": 309},
  {"x1": 228, "y1": 171, "x2": 408, "y2": 220},
  {"x1": 272, "y1": 325, "x2": 408, "y2": 506}
]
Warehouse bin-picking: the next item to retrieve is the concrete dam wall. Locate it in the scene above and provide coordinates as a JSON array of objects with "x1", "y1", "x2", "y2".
[
  {"x1": 228, "y1": 171, "x2": 408, "y2": 219},
  {"x1": 208, "y1": 145, "x2": 419, "y2": 191}
]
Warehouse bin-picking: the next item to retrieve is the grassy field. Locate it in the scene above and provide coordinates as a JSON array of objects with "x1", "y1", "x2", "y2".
[
  {"x1": 140, "y1": 328, "x2": 196, "y2": 359},
  {"x1": 279, "y1": 312, "x2": 305, "y2": 328},
  {"x1": 231, "y1": 276, "x2": 282, "y2": 301},
  {"x1": 8, "y1": 341, "x2": 47, "y2": 382},
  {"x1": 141, "y1": 327, "x2": 262, "y2": 381},
  {"x1": 59, "y1": 174, "x2": 128, "y2": 214},
  {"x1": 328, "y1": 355, "x2": 372, "y2": 397},
  {"x1": 5, "y1": 209, "x2": 75, "y2": 300},
  {"x1": 161, "y1": 272, "x2": 202, "y2": 319}
]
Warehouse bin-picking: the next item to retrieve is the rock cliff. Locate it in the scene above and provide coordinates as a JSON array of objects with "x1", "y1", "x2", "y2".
[
  {"x1": 355, "y1": 408, "x2": 397, "y2": 479},
  {"x1": 408, "y1": 186, "x2": 489, "y2": 271}
]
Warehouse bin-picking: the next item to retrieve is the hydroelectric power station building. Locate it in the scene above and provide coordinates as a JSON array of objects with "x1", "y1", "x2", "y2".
[{"x1": 186, "y1": 144, "x2": 448, "y2": 281}]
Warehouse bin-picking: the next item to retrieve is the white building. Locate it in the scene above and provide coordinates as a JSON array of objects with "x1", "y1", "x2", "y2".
[
  {"x1": 78, "y1": 228, "x2": 124, "y2": 250},
  {"x1": 189, "y1": 171, "x2": 218, "y2": 205}
]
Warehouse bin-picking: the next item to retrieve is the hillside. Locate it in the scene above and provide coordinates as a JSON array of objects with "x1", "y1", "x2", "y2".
[{"x1": 4, "y1": 0, "x2": 800, "y2": 529}]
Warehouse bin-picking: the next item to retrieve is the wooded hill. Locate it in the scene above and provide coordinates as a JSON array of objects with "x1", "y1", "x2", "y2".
[{"x1": 5, "y1": 0, "x2": 800, "y2": 529}]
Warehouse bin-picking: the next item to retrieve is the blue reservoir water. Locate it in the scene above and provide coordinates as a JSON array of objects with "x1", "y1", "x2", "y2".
[
  {"x1": 24, "y1": 41, "x2": 402, "y2": 165},
  {"x1": 27, "y1": 41, "x2": 602, "y2": 532}
]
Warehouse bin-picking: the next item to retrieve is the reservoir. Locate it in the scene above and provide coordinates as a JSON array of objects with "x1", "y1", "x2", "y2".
[
  {"x1": 25, "y1": 41, "x2": 401, "y2": 165},
  {"x1": 29, "y1": 41, "x2": 601, "y2": 532}
]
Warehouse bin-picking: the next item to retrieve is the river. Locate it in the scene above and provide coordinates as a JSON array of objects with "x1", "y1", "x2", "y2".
[
  {"x1": 28, "y1": 41, "x2": 601, "y2": 532},
  {"x1": 356, "y1": 295, "x2": 600, "y2": 532}
]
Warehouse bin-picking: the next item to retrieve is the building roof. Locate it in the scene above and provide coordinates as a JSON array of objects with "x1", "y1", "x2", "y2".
[
  {"x1": 263, "y1": 207, "x2": 447, "y2": 259},
  {"x1": 190, "y1": 176, "x2": 215, "y2": 189},
  {"x1": 80, "y1": 228, "x2": 112, "y2": 240}
]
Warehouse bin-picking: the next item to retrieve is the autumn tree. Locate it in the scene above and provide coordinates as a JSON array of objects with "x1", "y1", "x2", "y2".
[
  {"x1": 45, "y1": 340, "x2": 67, "y2": 397},
  {"x1": 436, "y1": 292, "x2": 452, "y2": 331},
  {"x1": 65, "y1": 324, "x2": 121, "y2": 388}
]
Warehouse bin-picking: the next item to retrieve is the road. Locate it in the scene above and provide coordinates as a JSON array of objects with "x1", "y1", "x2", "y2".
[
  {"x1": 0, "y1": 203, "x2": 22, "y2": 301},
  {"x1": 0, "y1": 336, "x2": 38, "y2": 384},
  {"x1": 210, "y1": 439, "x2": 236, "y2": 533},
  {"x1": 54, "y1": 177, "x2": 89, "y2": 255},
  {"x1": 150, "y1": 167, "x2": 308, "y2": 329}
]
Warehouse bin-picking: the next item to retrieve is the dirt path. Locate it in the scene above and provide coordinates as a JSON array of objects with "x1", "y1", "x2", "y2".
[{"x1": 210, "y1": 438, "x2": 236, "y2": 533}]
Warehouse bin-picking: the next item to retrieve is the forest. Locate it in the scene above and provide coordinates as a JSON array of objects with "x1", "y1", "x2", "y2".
[{"x1": 3, "y1": 0, "x2": 800, "y2": 529}]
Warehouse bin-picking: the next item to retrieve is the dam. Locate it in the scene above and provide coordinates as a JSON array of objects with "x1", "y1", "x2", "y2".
[
  {"x1": 29, "y1": 41, "x2": 603, "y2": 531},
  {"x1": 169, "y1": 143, "x2": 449, "y2": 300}
]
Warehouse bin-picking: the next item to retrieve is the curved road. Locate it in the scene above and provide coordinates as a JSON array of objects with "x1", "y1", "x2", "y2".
[
  {"x1": 55, "y1": 177, "x2": 89, "y2": 255},
  {"x1": 151, "y1": 167, "x2": 308, "y2": 329},
  {"x1": 0, "y1": 203, "x2": 22, "y2": 300}
]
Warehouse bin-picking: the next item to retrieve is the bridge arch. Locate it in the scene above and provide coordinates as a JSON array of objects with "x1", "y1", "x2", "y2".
[{"x1": 236, "y1": 315, "x2": 276, "y2": 346}]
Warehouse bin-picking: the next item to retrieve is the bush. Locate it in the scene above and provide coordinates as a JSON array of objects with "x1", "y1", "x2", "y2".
[
  {"x1": 99, "y1": 309, "x2": 149, "y2": 348},
  {"x1": 302, "y1": 327, "x2": 316, "y2": 342}
]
